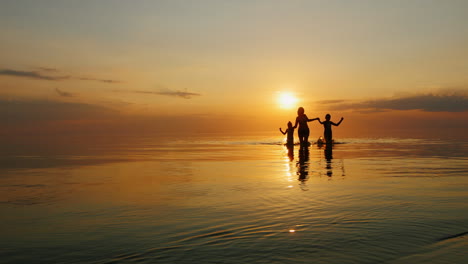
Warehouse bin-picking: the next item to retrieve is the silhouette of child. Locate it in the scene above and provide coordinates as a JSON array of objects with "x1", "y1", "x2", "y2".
[
  {"x1": 318, "y1": 114, "x2": 344, "y2": 144},
  {"x1": 279, "y1": 121, "x2": 295, "y2": 146},
  {"x1": 293, "y1": 107, "x2": 319, "y2": 146}
]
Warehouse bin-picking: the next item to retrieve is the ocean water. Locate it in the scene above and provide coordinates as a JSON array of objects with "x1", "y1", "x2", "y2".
[{"x1": 1, "y1": 134, "x2": 467, "y2": 264}]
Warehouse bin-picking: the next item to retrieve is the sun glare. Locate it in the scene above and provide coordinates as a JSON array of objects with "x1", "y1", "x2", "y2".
[{"x1": 278, "y1": 92, "x2": 298, "y2": 109}]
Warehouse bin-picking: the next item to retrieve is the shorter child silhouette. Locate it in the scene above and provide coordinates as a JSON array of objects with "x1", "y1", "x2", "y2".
[
  {"x1": 279, "y1": 121, "x2": 295, "y2": 146},
  {"x1": 318, "y1": 114, "x2": 344, "y2": 144}
]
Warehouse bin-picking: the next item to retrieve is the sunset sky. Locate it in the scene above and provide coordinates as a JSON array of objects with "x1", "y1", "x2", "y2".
[{"x1": 1, "y1": 0, "x2": 468, "y2": 138}]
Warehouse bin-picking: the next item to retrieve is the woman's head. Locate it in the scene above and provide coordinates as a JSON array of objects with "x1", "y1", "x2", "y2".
[{"x1": 297, "y1": 107, "x2": 304, "y2": 115}]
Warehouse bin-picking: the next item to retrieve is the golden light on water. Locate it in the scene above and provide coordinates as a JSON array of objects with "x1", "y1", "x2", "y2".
[{"x1": 277, "y1": 92, "x2": 298, "y2": 109}]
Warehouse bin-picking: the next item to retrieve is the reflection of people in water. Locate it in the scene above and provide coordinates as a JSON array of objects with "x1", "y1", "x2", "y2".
[
  {"x1": 279, "y1": 121, "x2": 295, "y2": 146},
  {"x1": 324, "y1": 144, "x2": 333, "y2": 161},
  {"x1": 325, "y1": 144, "x2": 333, "y2": 177},
  {"x1": 318, "y1": 114, "x2": 344, "y2": 144},
  {"x1": 297, "y1": 145, "x2": 310, "y2": 181},
  {"x1": 294, "y1": 107, "x2": 319, "y2": 146},
  {"x1": 286, "y1": 144, "x2": 294, "y2": 161},
  {"x1": 318, "y1": 143, "x2": 345, "y2": 178}
]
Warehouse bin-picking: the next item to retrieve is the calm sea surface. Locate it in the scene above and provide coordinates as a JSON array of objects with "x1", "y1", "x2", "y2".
[{"x1": 1, "y1": 134, "x2": 467, "y2": 263}]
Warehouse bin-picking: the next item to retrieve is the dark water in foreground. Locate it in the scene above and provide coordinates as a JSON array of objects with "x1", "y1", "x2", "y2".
[{"x1": 1, "y1": 135, "x2": 467, "y2": 263}]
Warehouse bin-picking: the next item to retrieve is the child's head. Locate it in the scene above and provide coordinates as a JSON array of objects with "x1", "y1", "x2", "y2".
[
  {"x1": 287, "y1": 121, "x2": 292, "y2": 128},
  {"x1": 325, "y1": 114, "x2": 331, "y2": 121},
  {"x1": 297, "y1": 107, "x2": 305, "y2": 115}
]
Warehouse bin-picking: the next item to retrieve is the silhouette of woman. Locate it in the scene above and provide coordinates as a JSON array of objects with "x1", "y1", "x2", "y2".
[{"x1": 293, "y1": 107, "x2": 319, "y2": 146}]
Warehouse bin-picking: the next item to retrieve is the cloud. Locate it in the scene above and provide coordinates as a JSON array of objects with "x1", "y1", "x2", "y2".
[
  {"x1": 0, "y1": 68, "x2": 121, "y2": 84},
  {"x1": 55, "y1": 88, "x2": 75, "y2": 97},
  {"x1": 318, "y1": 90, "x2": 468, "y2": 113},
  {"x1": 35, "y1": 67, "x2": 58, "y2": 72},
  {"x1": 133, "y1": 89, "x2": 201, "y2": 99},
  {"x1": 0, "y1": 98, "x2": 117, "y2": 124},
  {"x1": 316, "y1": 99, "x2": 347, "y2": 104},
  {"x1": 78, "y1": 77, "x2": 122, "y2": 84},
  {"x1": 0, "y1": 69, "x2": 69, "y2": 81}
]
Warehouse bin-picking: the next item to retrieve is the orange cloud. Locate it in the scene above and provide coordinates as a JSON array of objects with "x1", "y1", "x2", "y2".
[
  {"x1": 317, "y1": 89, "x2": 468, "y2": 113},
  {"x1": 0, "y1": 68, "x2": 121, "y2": 84}
]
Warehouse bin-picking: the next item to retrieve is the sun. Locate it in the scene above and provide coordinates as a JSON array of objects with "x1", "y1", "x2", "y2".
[{"x1": 278, "y1": 92, "x2": 298, "y2": 109}]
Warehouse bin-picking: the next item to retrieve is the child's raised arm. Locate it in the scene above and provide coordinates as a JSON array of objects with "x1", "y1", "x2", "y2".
[
  {"x1": 279, "y1": 128, "x2": 287, "y2": 135},
  {"x1": 332, "y1": 117, "x2": 344, "y2": 126}
]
